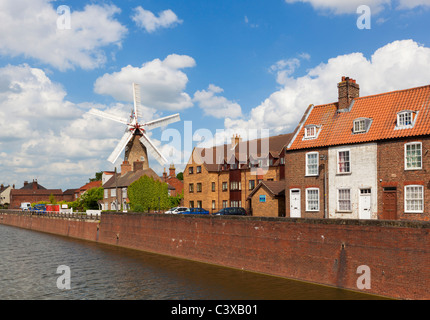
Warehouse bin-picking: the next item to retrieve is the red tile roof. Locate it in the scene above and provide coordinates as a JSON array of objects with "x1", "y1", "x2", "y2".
[{"x1": 288, "y1": 84, "x2": 430, "y2": 150}]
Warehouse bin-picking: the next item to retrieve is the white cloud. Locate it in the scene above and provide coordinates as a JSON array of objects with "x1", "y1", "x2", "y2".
[
  {"x1": 225, "y1": 39, "x2": 430, "y2": 136},
  {"x1": 397, "y1": 0, "x2": 430, "y2": 9},
  {"x1": 132, "y1": 7, "x2": 183, "y2": 33},
  {"x1": 284, "y1": 0, "x2": 391, "y2": 14},
  {"x1": 94, "y1": 54, "x2": 196, "y2": 112},
  {"x1": 0, "y1": 0, "x2": 127, "y2": 70},
  {"x1": 193, "y1": 84, "x2": 243, "y2": 119}
]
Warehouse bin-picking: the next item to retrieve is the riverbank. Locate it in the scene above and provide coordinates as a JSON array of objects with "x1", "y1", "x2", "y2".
[{"x1": 1, "y1": 210, "x2": 428, "y2": 300}]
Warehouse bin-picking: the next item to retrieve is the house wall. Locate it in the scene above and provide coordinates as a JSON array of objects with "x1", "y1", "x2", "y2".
[
  {"x1": 328, "y1": 143, "x2": 378, "y2": 219},
  {"x1": 378, "y1": 136, "x2": 430, "y2": 221},
  {"x1": 285, "y1": 148, "x2": 328, "y2": 218},
  {"x1": 250, "y1": 188, "x2": 282, "y2": 217}
]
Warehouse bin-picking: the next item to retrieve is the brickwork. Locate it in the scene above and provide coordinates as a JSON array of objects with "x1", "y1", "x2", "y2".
[
  {"x1": 377, "y1": 136, "x2": 430, "y2": 221},
  {"x1": 250, "y1": 187, "x2": 285, "y2": 217}
]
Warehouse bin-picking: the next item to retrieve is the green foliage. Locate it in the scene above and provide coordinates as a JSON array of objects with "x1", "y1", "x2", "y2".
[
  {"x1": 176, "y1": 172, "x2": 183, "y2": 181},
  {"x1": 89, "y1": 171, "x2": 103, "y2": 182},
  {"x1": 49, "y1": 193, "x2": 57, "y2": 205},
  {"x1": 128, "y1": 176, "x2": 170, "y2": 212},
  {"x1": 168, "y1": 191, "x2": 184, "y2": 208},
  {"x1": 79, "y1": 187, "x2": 104, "y2": 211}
]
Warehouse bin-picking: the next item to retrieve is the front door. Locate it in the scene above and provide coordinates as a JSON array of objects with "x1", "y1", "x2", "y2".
[
  {"x1": 359, "y1": 189, "x2": 371, "y2": 219},
  {"x1": 290, "y1": 189, "x2": 301, "y2": 218},
  {"x1": 382, "y1": 188, "x2": 397, "y2": 220}
]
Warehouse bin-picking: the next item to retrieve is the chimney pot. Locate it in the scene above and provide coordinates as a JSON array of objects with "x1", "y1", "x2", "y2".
[
  {"x1": 338, "y1": 76, "x2": 359, "y2": 111},
  {"x1": 121, "y1": 160, "x2": 132, "y2": 176}
]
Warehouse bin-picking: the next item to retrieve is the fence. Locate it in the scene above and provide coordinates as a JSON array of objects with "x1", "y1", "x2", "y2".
[{"x1": 0, "y1": 209, "x2": 100, "y2": 221}]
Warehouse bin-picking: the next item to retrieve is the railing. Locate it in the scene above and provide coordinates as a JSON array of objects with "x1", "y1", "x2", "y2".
[{"x1": 0, "y1": 209, "x2": 100, "y2": 221}]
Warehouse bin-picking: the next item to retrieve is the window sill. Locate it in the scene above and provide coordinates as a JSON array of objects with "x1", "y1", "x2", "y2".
[
  {"x1": 404, "y1": 168, "x2": 422, "y2": 171},
  {"x1": 335, "y1": 210, "x2": 352, "y2": 214},
  {"x1": 305, "y1": 174, "x2": 319, "y2": 177},
  {"x1": 404, "y1": 211, "x2": 423, "y2": 214},
  {"x1": 336, "y1": 172, "x2": 352, "y2": 176}
]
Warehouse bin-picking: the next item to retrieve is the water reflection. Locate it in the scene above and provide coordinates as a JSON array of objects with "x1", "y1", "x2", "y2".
[{"x1": 0, "y1": 225, "x2": 385, "y2": 300}]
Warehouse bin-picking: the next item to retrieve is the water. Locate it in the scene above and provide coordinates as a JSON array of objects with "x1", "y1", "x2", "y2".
[{"x1": 0, "y1": 224, "x2": 384, "y2": 300}]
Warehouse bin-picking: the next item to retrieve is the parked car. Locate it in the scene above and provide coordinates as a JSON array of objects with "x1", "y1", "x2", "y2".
[
  {"x1": 20, "y1": 202, "x2": 31, "y2": 211},
  {"x1": 165, "y1": 207, "x2": 189, "y2": 214},
  {"x1": 181, "y1": 208, "x2": 210, "y2": 215},
  {"x1": 214, "y1": 207, "x2": 247, "y2": 216},
  {"x1": 31, "y1": 204, "x2": 47, "y2": 213}
]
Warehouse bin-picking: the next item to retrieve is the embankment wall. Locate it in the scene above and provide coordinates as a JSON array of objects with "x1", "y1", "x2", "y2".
[{"x1": 1, "y1": 211, "x2": 429, "y2": 300}]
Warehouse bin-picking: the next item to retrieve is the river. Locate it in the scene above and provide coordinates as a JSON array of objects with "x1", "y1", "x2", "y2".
[{"x1": 0, "y1": 224, "x2": 385, "y2": 300}]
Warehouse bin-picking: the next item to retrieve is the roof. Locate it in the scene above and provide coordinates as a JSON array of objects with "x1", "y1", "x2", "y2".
[
  {"x1": 11, "y1": 189, "x2": 63, "y2": 196},
  {"x1": 288, "y1": 84, "x2": 430, "y2": 150},
  {"x1": 63, "y1": 189, "x2": 78, "y2": 195},
  {"x1": 77, "y1": 180, "x2": 102, "y2": 192},
  {"x1": 193, "y1": 133, "x2": 293, "y2": 172},
  {"x1": 102, "y1": 168, "x2": 161, "y2": 189},
  {"x1": 20, "y1": 181, "x2": 46, "y2": 190},
  {"x1": 248, "y1": 181, "x2": 285, "y2": 199}
]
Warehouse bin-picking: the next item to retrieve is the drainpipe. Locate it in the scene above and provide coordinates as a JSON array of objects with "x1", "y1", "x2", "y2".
[{"x1": 320, "y1": 154, "x2": 328, "y2": 219}]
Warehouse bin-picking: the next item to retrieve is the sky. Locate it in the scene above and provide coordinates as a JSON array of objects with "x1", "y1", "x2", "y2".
[{"x1": 0, "y1": 0, "x2": 429, "y2": 190}]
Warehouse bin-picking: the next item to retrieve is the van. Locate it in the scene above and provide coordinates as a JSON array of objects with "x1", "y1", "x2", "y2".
[{"x1": 20, "y1": 202, "x2": 31, "y2": 211}]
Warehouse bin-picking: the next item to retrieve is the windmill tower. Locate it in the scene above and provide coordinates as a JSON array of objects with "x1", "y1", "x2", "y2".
[{"x1": 88, "y1": 83, "x2": 180, "y2": 168}]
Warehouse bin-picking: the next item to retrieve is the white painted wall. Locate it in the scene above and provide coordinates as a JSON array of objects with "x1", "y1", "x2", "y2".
[{"x1": 328, "y1": 143, "x2": 378, "y2": 219}]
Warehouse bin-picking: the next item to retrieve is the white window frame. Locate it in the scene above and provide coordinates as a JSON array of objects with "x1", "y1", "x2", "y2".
[
  {"x1": 353, "y1": 119, "x2": 366, "y2": 133},
  {"x1": 337, "y1": 188, "x2": 352, "y2": 212},
  {"x1": 306, "y1": 188, "x2": 319, "y2": 212},
  {"x1": 405, "y1": 142, "x2": 422, "y2": 170},
  {"x1": 397, "y1": 111, "x2": 416, "y2": 129},
  {"x1": 110, "y1": 189, "x2": 116, "y2": 197},
  {"x1": 104, "y1": 189, "x2": 108, "y2": 199},
  {"x1": 306, "y1": 152, "x2": 319, "y2": 176},
  {"x1": 337, "y1": 149, "x2": 351, "y2": 174},
  {"x1": 304, "y1": 125, "x2": 319, "y2": 139},
  {"x1": 404, "y1": 185, "x2": 424, "y2": 213}
]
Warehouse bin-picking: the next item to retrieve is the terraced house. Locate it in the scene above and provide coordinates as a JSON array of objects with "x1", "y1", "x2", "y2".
[
  {"x1": 184, "y1": 133, "x2": 293, "y2": 214},
  {"x1": 285, "y1": 76, "x2": 430, "y2": 221}
]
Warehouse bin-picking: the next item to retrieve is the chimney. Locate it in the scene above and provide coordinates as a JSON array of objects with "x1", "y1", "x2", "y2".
[
  {"x1": 121, "y1": 160, "x2": 132, "y2": 176},
  {"x1": 24, "y1": 181, "x2": 28, "y2": 187},
  {"x1": 32, "y1": 179, "x2": 37, "y2": 190},
  {"x1": 169, "y1": 164, "x2": 176, "y2": 178},
  {"x1": 338, "y1": 76, "x2": 359, "y2": 111},
  {"x1": 163, "y1": 168, "x2": 168, "y2": 181},
  {"x1": 133, "y1": 160, "x2": 144, "y2": 172},
  {"x1": 231, "y1": 134, "x2": 242, "y2": 147}
]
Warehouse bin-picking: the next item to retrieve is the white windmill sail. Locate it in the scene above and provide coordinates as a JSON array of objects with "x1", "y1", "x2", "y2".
[
  {"x1": 88, "y1": 108, "x2": 129, "y2": 125},
  {"x1": 107, "y1": 130, "x2": 134, "y2": 164},
  {"x1": 132, "y1": 83, "x2": 143, "y2": 122},
  {"x1": 139, "y1": 132, "x2": 168, "y2": 166},
  {"x1": 144, "y1": 113, "x2": 181, "y2": 131}
]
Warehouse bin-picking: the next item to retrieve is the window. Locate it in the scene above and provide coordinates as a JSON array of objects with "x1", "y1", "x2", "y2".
[
  {"x1": 338, "y1": 150, "x2": 351, "y2": 173},
  {"x1": 405, "y1": 185, "x2": 424, "y2": 213},
  {"x1": 353, "y1": 118, "x2": 372, "y2": 134},
  {"x1": 258, "y1": 158, "x2": 269, "y2": 168},
  {"x1": 122, "y1": 188, "x2": 127, "y2": 199},
  {"x1": 197, "y1": 201, "x2": 202, "y2": 208},
  {"x1": 306, "y1": 188, "x2": 319, "y2": 211},
  {"x1": 397, "y1": 111, "x2": 416, "y2": 128},
  {"x1": 230, "y1": 163, "x2": 238, "y2": 170},
  {"x1": 222, "y1": 182, "x2": 228, "y2": 191},
  {"x1": 211, "y1": 182, "x2": 216, "y2": 192},
  {"x1": 196, "y1": 166, "x2": 201, "y2": 173},
  {"x1": 189, "y1": 201, "x2": 194, "y2": 208},
  {"x1": 306, "y1": 152, "x2": 319, "y2": 176},
  {"x1": 212, "y1": 200, "x2": 216, "y2": 210},
  {"x1": 230, "y1": 181, "x2": 241, "y2": 191},
  {"x1": 249, "y1": 180, "x2": 255, "y2": 190},
  {"x1": 304, "y1": 125, "x2": 317, "y2": 139},
  {"x1": 231, "y1": 200, "x2": 241, "y2": 207},
  {"x1": 405, "y1": 142, "x2": 422, "y2": 170},
  {"x1": 189, "y1": 167, "x2": 194, "y2": 174},
  {"x1": 189, "y1": 183, "x2": 194, "y2": 193},
  {"x1": 222, "y1": 200, "x2": 228, "y2": 208},
  {"x1": 280, "y1": 157, "x2": 285, "y2": 165},
  {"x1": 338, "y1": 189, "x2": 351, "y2": 212},
  {"x1": 196, "y1": 183, "x2": 202, "y2": 192},
  {"x1": 110, "y1": 189, "x2": 116, "y2": 197},
  {"x1": 104, "y1": 189, "x2": 108, "y2": 199}
]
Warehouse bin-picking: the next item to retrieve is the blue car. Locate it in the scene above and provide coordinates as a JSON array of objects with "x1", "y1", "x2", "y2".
[
  {"x1": 31, "y1": 204, "x2": 47, "y2": 213},
  {"x1": 182, "y1": 208, "x2": 210, "y2": 215}
]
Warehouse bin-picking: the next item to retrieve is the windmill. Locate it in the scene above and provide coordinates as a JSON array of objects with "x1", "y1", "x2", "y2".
[{"x1": 88, "y1": 83, "x2": 180, "y2": 168}]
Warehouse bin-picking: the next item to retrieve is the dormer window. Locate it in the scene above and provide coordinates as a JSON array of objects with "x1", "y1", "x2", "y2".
[
  {"x1": 304, "y1": 125, "x2": 320, "y2": 140},
  {"x1": 396, "y1": 110, "x2": 417, "y2": 129},
  {"x1": 353, "y1": 118, "x2": 372, "y2": 134}
]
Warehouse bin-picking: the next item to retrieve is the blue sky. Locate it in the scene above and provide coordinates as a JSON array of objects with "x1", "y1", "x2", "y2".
[{"x1": 0, "y1": 0, "x2": 429, "y2": 190}]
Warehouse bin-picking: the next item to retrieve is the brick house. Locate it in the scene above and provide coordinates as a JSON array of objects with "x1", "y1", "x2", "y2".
[
  {"x1": 74, "y1": 180, "x2": 103, "y2": 200},
  {"x1": 247, "y1": 181, "x2": 285, "y2": 217},
  {"x1": 286, "y1": 76, "x2": 430, "y2": 221},
  {"x1": 10, "y1": 180, "x2": 64, "y2": 209},
  {"x1": 102, "y1": 160, "x2": 162, "y2": 211},
  {"x1": 162, "y1": 164, "x2": 184, "y2": 198},
  {"x1": 184, "y1": 133, "x2": 293, "y2": 214}
]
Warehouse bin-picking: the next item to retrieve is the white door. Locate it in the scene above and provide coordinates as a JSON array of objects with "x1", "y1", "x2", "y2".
[
  {"x1": 290, "y1": 189, "x2": 301, "y2": 218},
  {"x1": 359, "y1": 189, "x2": 372, "y2": 219}
]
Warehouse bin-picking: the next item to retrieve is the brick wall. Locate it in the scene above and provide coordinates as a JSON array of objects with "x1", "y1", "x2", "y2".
[
  {"x1": 250, "y1": 188, "x2": 284, "y2": 217},
  {"x1": 285, "y1": 148, "x2": 328, "y2": 218},
  {"x1": 378, "y1": 136, "x2": 430, "y2": 221}
]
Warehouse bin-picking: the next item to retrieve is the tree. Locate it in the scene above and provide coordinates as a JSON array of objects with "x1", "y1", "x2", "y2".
[
  {"x1": 79, "y1": 187, "x2": 104, "y2": 210},
  {"x1": 176, "y1": 172, "x2": 183, "y2": 181},
  {"x1": 89, "y1": 171, "x2": 103, "y2": 182},
  {"x1": 49, "y1": 193, "x2": 57, "y2": 205},
  {"x1": 128, "y1": 176, "x2": 170, "y2": 212}
]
